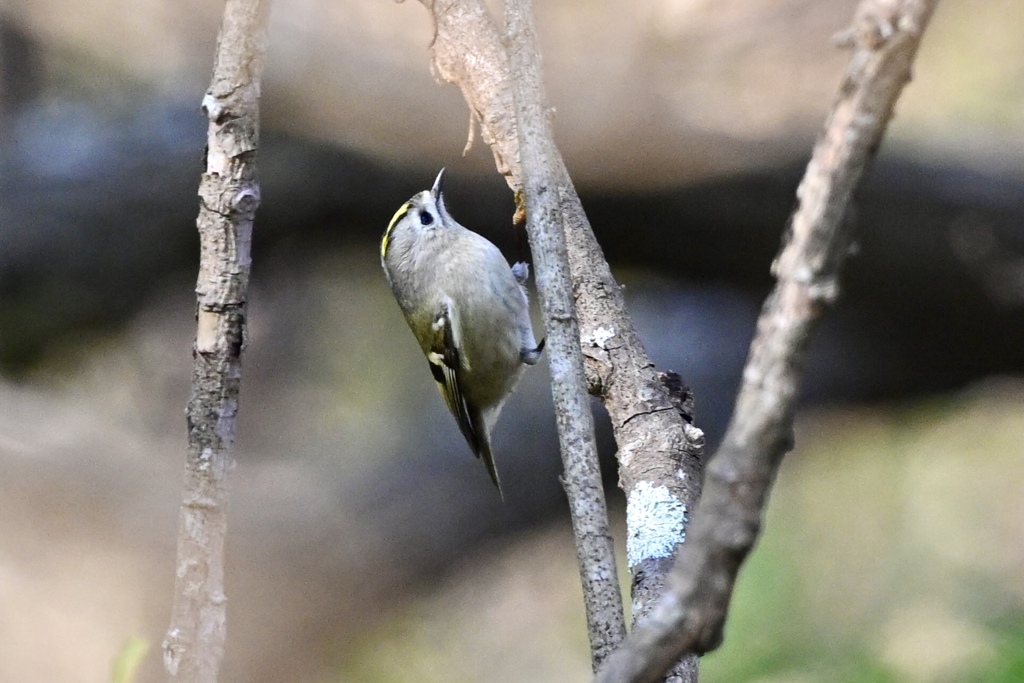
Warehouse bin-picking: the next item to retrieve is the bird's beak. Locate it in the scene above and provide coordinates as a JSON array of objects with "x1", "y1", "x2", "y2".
[{"x1": 431, "y1": 168, "x2": 446, "y2": 202}]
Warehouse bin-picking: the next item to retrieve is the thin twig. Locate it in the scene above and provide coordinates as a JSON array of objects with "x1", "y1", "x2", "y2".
[
  {"x1": 593, "y1": 1, "x2": 940, "y2": 681},
  {"x1": 418, "y1": 0, "x2": 704, "y2": 677},
  {"x1": 504, "y1": 0, "x2": 626, "y2": 666},
  {"x1": 162, "y1": 1, "x2": 267, "y2": 680}
]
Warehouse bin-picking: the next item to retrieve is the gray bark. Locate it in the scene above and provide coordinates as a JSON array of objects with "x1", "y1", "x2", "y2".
[
  {"x1": 592, "y1": 1, "x2": 940, "y2": 681},
  {"x1": 162, "y1": 1, "x2": 267, "y2": 681},
  {"x1": 504, "y1": 0, "x2": 626, "y2": 666},
  {"x1": 418, "y1": 0, "x2": 704, "y2": 675}
]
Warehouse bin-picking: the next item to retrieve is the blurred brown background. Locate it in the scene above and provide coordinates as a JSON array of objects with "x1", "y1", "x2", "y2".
[{"x1": 1, "y1": 0, "x2": 1023, "y2": 681}]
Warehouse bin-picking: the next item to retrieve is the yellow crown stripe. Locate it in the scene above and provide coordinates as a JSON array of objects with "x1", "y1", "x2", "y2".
[{"x1": 381, "y1": 202, "x2": 411, "y2": 260}]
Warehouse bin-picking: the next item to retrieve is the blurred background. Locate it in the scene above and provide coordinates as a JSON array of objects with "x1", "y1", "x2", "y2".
[{"x1": 1, "y1": 0, "x2": 1023, "y2": 681}]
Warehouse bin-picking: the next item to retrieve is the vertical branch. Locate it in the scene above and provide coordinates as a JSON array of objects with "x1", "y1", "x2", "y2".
[
  {"x1": 504, "y1": 0, "x2": 626, "y2": 667},
  {"x1": 593, "y1": 1, "x2": 940, "y2": 681},
  {"x1": 162, "y1": 1, "x2": 267, "y2": 681},
  {"x1": 558, "y1": 144, "x2": 704, "y2": 683},
  {"x1": 419, "y1": 0, "x2": 704, "y2": 676}
]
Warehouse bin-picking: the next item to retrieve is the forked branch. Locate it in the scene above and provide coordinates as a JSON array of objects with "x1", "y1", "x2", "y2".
[
  {"x1": 419, "y1": 0, "x2": 704, "y2": 674},
  {"x1": 593, "y1": 1, "x2": 940, "y2": 681}
]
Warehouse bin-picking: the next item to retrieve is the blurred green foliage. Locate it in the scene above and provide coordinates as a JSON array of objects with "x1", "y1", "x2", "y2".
[
  {"x1": 335, "y1": 381, "x2": 1024, "y2": 682},
  {"x1": 110, "y1": 636, "x2": 148, "y2": 683},
  {"x1": 703, "y1": 382, "x2": 1024, "y2": 682}
]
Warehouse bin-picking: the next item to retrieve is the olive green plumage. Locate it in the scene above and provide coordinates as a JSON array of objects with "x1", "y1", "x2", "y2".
[{"x1": 380, "y1": 169, "x2": 543, "y2": 495}]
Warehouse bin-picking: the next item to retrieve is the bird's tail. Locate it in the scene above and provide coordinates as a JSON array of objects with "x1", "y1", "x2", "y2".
[{"x1": 469, "y1": 408, "x2": 502, "y2": 498}]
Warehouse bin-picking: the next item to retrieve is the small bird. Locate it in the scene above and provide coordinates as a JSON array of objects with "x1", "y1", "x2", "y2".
[{"x1": 381, "y1": 169, "x2": 544, "y2": 494}]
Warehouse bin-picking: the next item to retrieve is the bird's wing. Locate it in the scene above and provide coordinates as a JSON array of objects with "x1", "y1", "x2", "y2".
[
  {"x1": 426, "y1": 299, "x2": 503, "y2": 494},
  {"x1": 427, "y1": 300, "x2": 481, "y2": 456}
]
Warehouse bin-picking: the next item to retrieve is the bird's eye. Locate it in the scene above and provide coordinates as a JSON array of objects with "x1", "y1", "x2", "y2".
[{"x1": 419, "y1": 210, "x2": 434, "y2": 226}]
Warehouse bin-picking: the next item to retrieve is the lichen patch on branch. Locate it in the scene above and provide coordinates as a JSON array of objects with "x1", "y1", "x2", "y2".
[{"x1": 626, "y1": 481, "x2": 688, "y2": 567}]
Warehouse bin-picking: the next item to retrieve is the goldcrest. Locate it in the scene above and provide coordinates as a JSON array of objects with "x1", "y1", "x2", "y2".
[{"x1": 381, "y1": 169, "x2": 544, "y2": 495}]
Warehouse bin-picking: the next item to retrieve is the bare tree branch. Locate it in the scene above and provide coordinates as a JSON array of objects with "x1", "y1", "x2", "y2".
[
  {"x1": 420, "y1": 0, "x2": 704, "y2": 676},
  {"x1": 162, "y1": 1, "x2": 267, "y2": 680},
  {"x1": 504, "y1": 0, "x2": 626, "y2": 666},
  {"x1": 593, "y1": 1, "x2": 940, "y2": 681}
]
